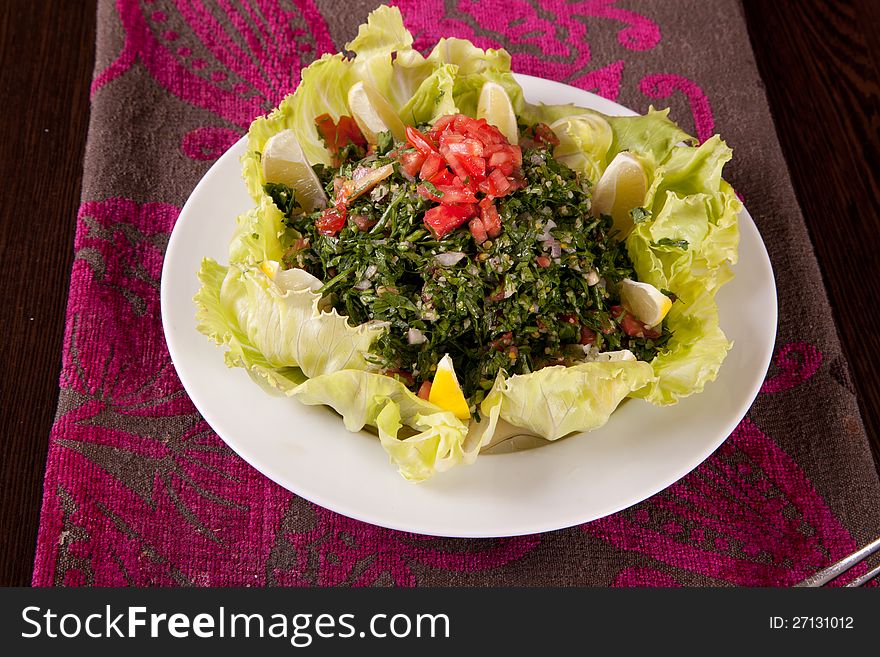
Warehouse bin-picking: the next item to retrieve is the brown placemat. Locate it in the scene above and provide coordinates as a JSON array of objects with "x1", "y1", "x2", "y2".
[{"x1": 33, "y1": 0, "x2": 880, "y2": 586}]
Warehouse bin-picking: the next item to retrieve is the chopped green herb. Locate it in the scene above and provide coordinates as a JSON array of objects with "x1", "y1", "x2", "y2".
[
  {"x1": 421, "y1": 180, "x2": 444, "y2": 197},
  {"x1": 630, "y1": 206, "x2": 652, "y2": 224},
  {"x1": 376, "y1": 130, "x2": 394, "y2": 155},
  {"x1": 264, "y1": 182, "x2": 301, "y2": 217}
]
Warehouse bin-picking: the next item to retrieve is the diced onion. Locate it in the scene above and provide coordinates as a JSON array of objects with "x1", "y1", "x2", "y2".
[
  {"x1": 537, "y1": 219, "x2": 557, "y2": 242},
  {"x1": 434, "y1": 252, "x2": 466, "y2": 267},
  {"x1": 407, "y1": 328, "x2": 427, "y2": 345}
]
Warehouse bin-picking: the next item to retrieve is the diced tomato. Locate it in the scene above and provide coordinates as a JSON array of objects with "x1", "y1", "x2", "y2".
[
  {"x1": 316, "y1": 208, "x2": 346, "y2": 236},
  {"x1": 419, "y1": 151, "x2": 444, "y2": 180},
  {"x1": 423, "y1": 204, "x2": 476, "y2": 239},
  {"x1": 611, "y1": 305, "x2": 659, "y2": 339},
  {"x1": 479, "y1": 199, "x2": 502, "y2": 238},
  {"x1": 398, "y1": 149, "x2": 426, "y2": 178},
  {"x1": 444, "y1": 137, "x2": 484, "y2": 158},
  {"x1": 315, "y1": 113, "x2": 367, "y2": 156},
  {"x1": 469, "y1": 217, "x2": 488, "y2": 244},
  {"x1": 428, "y1": 168, "x2": 455, "y2": 186},
  {"x1": 488, "y1": 146, "x2": 521, "y2": 176},
  {"x1": 532, "y1": 122, "x2": 560, "y2": 146},
  {"x1": 430, "y1": 114, "x2": 457, "y2": 135},
  {"x1": 404, "y1": 114, "x2": 526, "y2": 238},
  {"x1": 464, "y1": 117, "x2": 505, "y2": 145},
  {"x1": 405, "y1": 126, "x2": 437, "y2": 155},
  {"x1": 479, "y1": 168, "x2": 513, "y2": 197},
  {"x1": 351, "y1": 214, "x2": 377, "y2": 232},
  {"x1": 440, "y1": 150, "x2": 471, "y2": 183},
  {"x1": 579, "y1": 326, "x2": 598, "y2": 345},
  {"x1": 417, "y1": 184, "x2": 478, "y2": 204},
  {"x1": 315, "y1": 114, "x2": 338, "y2": 148},
  {"x1": 489, "y1": 332, "x2": 514, "y2": 350},
  {"x1": 644, "y1": 325, "x2": 662, "y2": 339},
  {"x1": 536, "y1": 255, "x2": 551, "y2": 268},
  {"x1": 620, "y1": 313, "x2": 647, "y2": 338},
  {"x1": 417, "y1": 381, "x2": 432, "y2": 400},
  {"x1": 439, "y1": 185, "x2": 478, "y2": 204}
]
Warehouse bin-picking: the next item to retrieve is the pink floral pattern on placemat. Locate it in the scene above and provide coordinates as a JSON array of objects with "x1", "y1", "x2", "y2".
[{"x1": 33, "y1": 0, "x2": 879, "y2": 587}]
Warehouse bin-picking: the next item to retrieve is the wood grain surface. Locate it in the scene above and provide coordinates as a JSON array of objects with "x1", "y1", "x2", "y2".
[{"x1": 0, "y1": 0, "x2": 878, "y2": 586}]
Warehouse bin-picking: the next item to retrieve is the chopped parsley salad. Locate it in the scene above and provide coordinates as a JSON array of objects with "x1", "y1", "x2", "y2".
[
  {"x1": 272, "y1": 113, "x2": 671, "y2": 408},
  {"x1": 195, "y1": 5, "x2": 740, "y2": 481}
]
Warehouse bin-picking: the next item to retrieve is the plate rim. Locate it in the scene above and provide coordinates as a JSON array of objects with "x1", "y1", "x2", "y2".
[{"x1": 161, "y1": 73, "x2": 778, "y2": 537}]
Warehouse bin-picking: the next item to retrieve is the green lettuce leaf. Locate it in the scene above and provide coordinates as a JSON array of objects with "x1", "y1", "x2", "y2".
[
  {"x1": 619, "y1": 134, "x2": 740, "y2": 403},
  {"x1": 194, "y1": 258, "x2": 385, "y2": 381},
  {"x1": 425, "y1": 38, "x2": 524, "y2": 117},
  {"x1": 398, "y1": 63, "x2": 460, "y2": 125},
  {"x1": 289, "y1": 369, "x2": 506, "y2": 482},
  {"x1": 496, "y1": 361, "x2": 655, "y2": 440},
  {"x1": 606, "y1": 107, "x2": 693, "y2": 168},
  {"x1": 227, "y1": 196, "x2": 288, "y2": 266},
  {"x1": 627, "y1": 274, "x2": 731, "y2": 405}
]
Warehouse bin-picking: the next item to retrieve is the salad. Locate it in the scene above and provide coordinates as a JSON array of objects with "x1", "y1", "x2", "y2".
[{"x1": 195, "y1": 6, "x2": 740, "y2": 482}]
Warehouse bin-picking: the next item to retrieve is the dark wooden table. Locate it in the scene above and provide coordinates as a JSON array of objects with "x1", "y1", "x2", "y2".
[{"x1": 1, "y1": 0, "x2": 878, "y2": 586}]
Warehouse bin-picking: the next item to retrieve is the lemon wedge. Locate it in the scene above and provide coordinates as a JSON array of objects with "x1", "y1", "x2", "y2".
[
  {"x1": 262, "y1": 129, "x2": 328, "y2": 213},
  {"x1": 428, "y1": 354, "x2": 471, "y2": 420},
  {"x1": 476, "y1": 81, "x2": 518, "y2": 144},
  {"x1": 347, "y1": 80, "x2": 407, "y2": 144},
  {"x1": 619, "y1": 278, "x2": 672, "y2": 327},
  {"x1": 591, "y1": 151, "x2": 648, "y2": 238},
  {"x1": 549, "y1": 113, "x2": 612, "y2": 181}
]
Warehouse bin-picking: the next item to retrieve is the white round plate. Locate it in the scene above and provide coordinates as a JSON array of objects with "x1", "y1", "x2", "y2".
[{"x1": 161, "y1": 73, "x2": 777, "y2": 538}]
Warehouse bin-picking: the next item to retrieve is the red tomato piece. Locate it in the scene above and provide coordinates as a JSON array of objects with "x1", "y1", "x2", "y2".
[
  {"x1": 439, "y1": 131, "x2": 465, "y2": 144},
  {"x1": 445, "y1": 137, "x2": 484, "y2": 158},
  {"x1": 337, "y1": 116, "x2": 367, "y2": 148},
  {"x1": 398, "y1": 149, "x2": 426, "y2": 178},
  {"x1": 489, "y1": 332, "x2": 514, "y2": 350},
  {"x1": 479, "y1": 200, "x2": 502, "y2": 238},
  {"x1": 442, "y1": 140, "x2": 486, "y2": 180},
  {"x1": 611, "y1": 305, "x2": 659, "y2": 338},
  {"x1": 417, "y1": 184, "x2": 478, "y2": 204},
  {"x1": 351, "y1": 214, "x2": 377, "y2": 232},
  {"x1": 419, "y1": 151, "x2": 444, "y2": 180},
  {"x1": 441, "y1": 150, "x2": 472, "y2": 183},
  {"x1": 469, "y1": 217, "x2": 488, "y2": 244},
  {"x1": 428, "y1": 168, "x2": 455, "y2": 186},
  {"x1": 439, "y1": 185, "x2": 479, "y2": 204},
  {"x1": 316, "y1": 208, "x2": 346, "y2": 236},
  {"x1": 488, "y1": 146, "x2": 522, "y2": 176},
  {"x1": 417, "y1": 381, "x2": 432, "y2": 400},
  {"x1": 314, "y1": 113, "x2": 367, "y2": 154},
  {"x1": 423, "y1": 204, "x2": 476, "y2": 239},
  {"x1": 579, "y1": 326, "x2": 598, "y2": 346},
  {"x1": 405, "y1": 126, "x2": 437, "y2": 155},
  {"x1": 479, "y1": 168, "x2": 513, "y2": 197},
  {"x1": 532, "y1": 122, "x2": 560, "y2": 146},
  {"x1": 430, "y1": 115, "x2": 457, "y2": 135}
]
